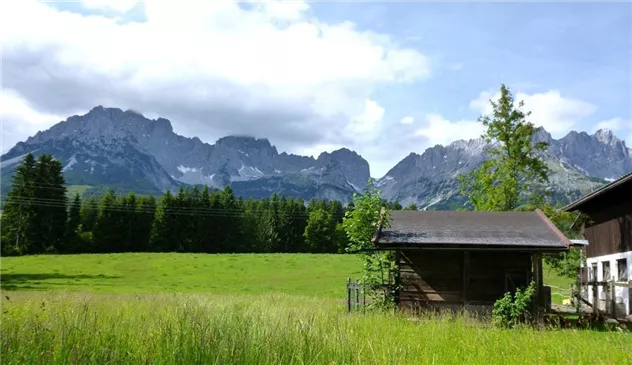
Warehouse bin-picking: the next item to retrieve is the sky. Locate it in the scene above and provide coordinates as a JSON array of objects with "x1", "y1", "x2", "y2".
[{"x1": 1, "y1": 0, "x2": 631, "y2": 178}]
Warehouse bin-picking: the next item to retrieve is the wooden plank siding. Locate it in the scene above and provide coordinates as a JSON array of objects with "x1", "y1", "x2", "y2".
[
  {"x1": 398, "y1": 250, "x2": 532, "y2": 310},
  {"x1": 582, "y1": 199, "x2": 632, "y2": 258}
]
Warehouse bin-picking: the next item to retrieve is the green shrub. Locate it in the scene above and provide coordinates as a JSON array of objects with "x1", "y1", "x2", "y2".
[{"x1": 493, "y1": 281, "x2": 536, "y2": 328}]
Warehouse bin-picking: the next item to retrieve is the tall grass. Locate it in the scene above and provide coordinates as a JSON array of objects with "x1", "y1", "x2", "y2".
[{"x1": 2, "y1": 292, "x2": 630, "y2": 364}]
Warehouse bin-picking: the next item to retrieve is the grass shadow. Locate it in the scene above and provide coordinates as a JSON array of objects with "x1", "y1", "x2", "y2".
[{"x1": 1, "y1": 273, "x2": 121, "y2": 291}]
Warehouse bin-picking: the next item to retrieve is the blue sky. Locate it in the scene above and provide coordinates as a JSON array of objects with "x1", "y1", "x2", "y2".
[
  {"x1": 312, "y1": 1, "x2": 632, "y2": 129},
  {"x1": 2, "y1": 1, "x2": 631, "y2": 177}
]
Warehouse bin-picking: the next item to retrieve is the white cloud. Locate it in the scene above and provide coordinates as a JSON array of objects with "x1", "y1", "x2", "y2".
[
  {"x1": 81, "y1": 0, "x2": 138, "y2": 13},
  {"x1": 593, "y1": 117, "x2": 626, "y2": 132},
  {"x1": 414, "y1": 114, "x2": 484, "y2": 147},
  {"x1": 0, "y1": 91, "x2": 70, "y2": 153},
  {"x1": 469, "y1": 89, "x2": 596, "y2": 137},
  {"x1": 400, "y1": 116, "x2": 414, "y2": 125},
  {"x1": 0, "y1": 0, "x2": 431, "y2": 158},
  {"x1": 347, "y1": 99, "x2": 385, "y2": 136}
]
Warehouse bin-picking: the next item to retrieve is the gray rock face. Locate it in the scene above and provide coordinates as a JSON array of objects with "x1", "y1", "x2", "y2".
[
  {"x1": 378, "y1": 128, "x2": 632, "y2": 209},
  {"x1": 2, "y1": 106, "x2": 630, "y2": 205},
  {"x1": 1, "y1": 106, "x2": 370, "y2": 200}
]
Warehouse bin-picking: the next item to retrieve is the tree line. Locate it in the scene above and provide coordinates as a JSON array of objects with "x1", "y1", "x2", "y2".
[{"x1": 0, "y1": 154, "x2": 417, "y2": 256}]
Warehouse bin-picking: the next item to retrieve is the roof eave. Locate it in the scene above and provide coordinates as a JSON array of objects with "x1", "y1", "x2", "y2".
[
  {"x1": 367, "y1": 243, "x2": 568, "y2": 252},
  {"x1": 562, "y1": 172, "x2": 632, "y2": 212}
]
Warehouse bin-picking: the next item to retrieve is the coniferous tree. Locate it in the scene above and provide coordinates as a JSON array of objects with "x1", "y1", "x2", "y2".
[
  {"x1": 1, "y1": 153, "x2": 37, "y2": 255},
  {"x1": 92, "y1": 190, "x2": 123, "y2": 252},
  {"x1": 120, "y1": 192, "x2": 139, "y2": 252},
  {"x1": 136, "y1": 195, "x2": 156, "y2": 251},
  {"x1": 81, "y1": 196, "x2": 100, "y2": 232},
  {"x1": 150, "y1": 190, "x2": 175, "y2": 252},
  {"x1": 63, "y1": 193, "x2": 82, "y2": 253},
  {"x1": 31, "y1": 154, "x2": 67, "y2": 253}
]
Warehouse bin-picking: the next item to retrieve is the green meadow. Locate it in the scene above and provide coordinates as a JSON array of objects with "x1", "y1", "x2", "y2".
[{"x1": 1, "y1": 253, "x2": 630, "y2": 364}]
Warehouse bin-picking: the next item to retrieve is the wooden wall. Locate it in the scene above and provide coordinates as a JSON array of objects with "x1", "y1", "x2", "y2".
[
  {"x1": 398, "y1": 250, "x2": 532, "y2": 310},
  {"x1": 583, "y1": 199, "x2": 632, "y2": 257}
]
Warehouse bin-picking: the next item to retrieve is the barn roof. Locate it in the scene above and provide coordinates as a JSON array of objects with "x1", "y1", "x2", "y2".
[
  {"x1": 562, "y1": 171, "x2": 632, "y2": 212},
  {"x1": 373, "y1": 209, "x2": 570, "y2": 251}
]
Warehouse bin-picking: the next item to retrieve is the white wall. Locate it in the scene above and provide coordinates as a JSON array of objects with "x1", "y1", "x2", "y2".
[{"x1": 584, "y1": 251, "x2": 632, "y2": 317}]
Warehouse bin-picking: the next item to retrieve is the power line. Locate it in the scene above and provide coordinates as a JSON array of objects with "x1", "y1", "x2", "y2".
[{"x1": 1, "y1": 196, "x2": 347, "y2": 219}]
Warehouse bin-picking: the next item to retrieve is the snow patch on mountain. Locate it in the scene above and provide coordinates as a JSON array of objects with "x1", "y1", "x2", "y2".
[{"x1": 62, "y1": 155, "x2": 78, "y2": 172}]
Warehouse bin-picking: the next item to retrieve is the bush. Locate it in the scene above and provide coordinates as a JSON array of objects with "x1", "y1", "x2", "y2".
[{"x1": 492, "y1": 281, "x2": 535, "y2": 328}]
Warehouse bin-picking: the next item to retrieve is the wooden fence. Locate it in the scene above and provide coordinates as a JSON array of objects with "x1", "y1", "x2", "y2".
[
  {"x1": 578, "y1": 279, "x2": 632, "y2": 317},
  {"x1": 346, "y1": 278, "x2": 367, "y2": 313}
]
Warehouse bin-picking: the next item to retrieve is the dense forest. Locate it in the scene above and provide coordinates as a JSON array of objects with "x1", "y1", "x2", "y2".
[{"x1": 0, "y1": 153, "x2": 415, "y2": 256}]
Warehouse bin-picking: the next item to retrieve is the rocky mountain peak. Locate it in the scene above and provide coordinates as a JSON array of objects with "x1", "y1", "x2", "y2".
[
  {"x1": 594, "y1": 128, "x2": 616, "y2": 145},
  {"x1": 216, "y1": 136, "x2": 276, "y2": 154}
]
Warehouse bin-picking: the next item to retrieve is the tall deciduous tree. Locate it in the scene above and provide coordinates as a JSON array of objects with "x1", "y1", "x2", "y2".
[
  {"x1": 304, "y1": 208, "x2": 335, "y2": 253},
  {"x1": 342, "y1": 179, "x2": 395, "y2": 307},
  {"x1": 458, "y1": 84, "x2": 549, "y2": 211}
]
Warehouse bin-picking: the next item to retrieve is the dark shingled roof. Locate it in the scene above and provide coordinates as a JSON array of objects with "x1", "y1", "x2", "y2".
[
  {"x1": 562, "y1": 171, "x2": 632, "y2": 212},
  {"x1": 374, "y1": 209, "x2": 570, "y2": 250}
]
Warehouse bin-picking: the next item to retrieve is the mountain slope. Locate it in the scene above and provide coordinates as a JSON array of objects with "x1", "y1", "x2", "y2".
[
  {"x1": 1, "y1": 107, "x2": 370, "y2": 201},
  {"x1": 377, "y1": 128, "x2": 631, "y2": 209},
  {"x1": 2, "y1": 106, "x2": 630, "y2": 205}
]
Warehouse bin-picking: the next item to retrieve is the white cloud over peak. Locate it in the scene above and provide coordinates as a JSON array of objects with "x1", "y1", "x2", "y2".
[
  {"x1": 469, "y1": 89, "x2": 597, "y2": 137},
  {"x1": 593, "y1": 117, "x2": 627, "y2": 132},
  {"x1": 414, "y1": 114, "x2": 484, "y2": 147},
  {"x1": 0, "y1": 0, "x2": 430, "y2": 157}
]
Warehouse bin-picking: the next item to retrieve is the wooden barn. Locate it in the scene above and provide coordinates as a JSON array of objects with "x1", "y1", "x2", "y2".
[
  {"x1": 372, "y1": 209, "x2": 571, "y2": 313},
  {"x1": 563, "y1": 171, "x2": 632, "y2": 317}
]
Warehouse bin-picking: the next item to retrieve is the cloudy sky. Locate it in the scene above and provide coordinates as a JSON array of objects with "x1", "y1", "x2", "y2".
[{"x1": 1, "y1": 0, "x2": 631, "y2": 177}]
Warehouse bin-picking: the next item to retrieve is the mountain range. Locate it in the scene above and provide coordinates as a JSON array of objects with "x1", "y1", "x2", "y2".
[{"x1": 2, "y1": 106, "x2": 631, "y2": 208}]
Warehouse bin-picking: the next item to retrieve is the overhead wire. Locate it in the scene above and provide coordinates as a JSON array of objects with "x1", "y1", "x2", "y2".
[{"x1": 1, "y1": 195, "x2": 347, "y2": 219}]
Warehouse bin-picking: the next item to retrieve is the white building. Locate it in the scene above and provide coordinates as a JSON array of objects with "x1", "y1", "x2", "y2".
[{"x1": 563, "y1": 172, "x2": 632, "y2": 318}]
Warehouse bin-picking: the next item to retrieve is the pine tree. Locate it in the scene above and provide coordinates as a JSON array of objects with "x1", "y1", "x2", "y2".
[
  {"x1": 150, "y1": 190, "x2": 175, "y2": 252},
  {"x1": 137, "y1": 196, "x2": 157, "y2": 251},
  {"x1": 31, "y1": 154, "x2": 67, "y2": 253},
  {"x1": 1, "y1": 153, "x2": 37, "y2": 255},
  {"x1": 196, "y1": 185, "x2": 213, "y2": 252},
  {"x1": 405, "y1": 203, "x2": 418, "y2": 211},
  {"x1": 92, "y1": 190, "x2": 122, "y2": 252},
  {"x1": 120, "y1": 193, "x2": 139, "y2": 252},
  {"x1": 81, "y1": 196, "x2": 100, "y2": 232},
  {"x1": 63, "y1": 193, "x2": 82, "y2": 253},
  {"x1": 458, "y1": 84, "x2": 549, "y2": 211}
]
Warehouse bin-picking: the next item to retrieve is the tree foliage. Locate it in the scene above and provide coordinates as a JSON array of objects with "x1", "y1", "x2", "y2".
[
  {"x1": 458, "y1": 84, "x2": 549, "y2": 211},
  {"x1": 342, "y1": 180, "x2": 395, "y2": 308},
  {"x1": 1, "y1": 153, "x2": 67, "y2": 255},
  {"x1": 2, "y1": 156, "x2": 352, "y2": 255}
]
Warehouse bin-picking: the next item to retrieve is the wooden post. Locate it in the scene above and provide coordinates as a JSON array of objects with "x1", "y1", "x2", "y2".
[
  {"x1": 533, "y1": 253, "x2": 543, "y2": 319},
  {"x1": 610, "y1": 278, "x2": 616, "y2": 317},
  {"x1": 462, "y1": 251, "x2": 470, "y2": 304},
  {"x1": 363, "y1": 283, "x2": 366, "y2": 313},
  {"x1": 347, "y1": 278, "x2": 351, "y2": 313},
  {"x1": 355, "y1": 280, "x2": 360, "y2": 311}
]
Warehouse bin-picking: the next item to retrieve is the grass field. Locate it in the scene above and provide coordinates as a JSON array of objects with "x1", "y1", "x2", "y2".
[
  {"x1": 1, "y1": 253, "x2": 362, "y2": 297},
  {"x1": 1, "y1": 253, "x2": 629, "y2": 364}
]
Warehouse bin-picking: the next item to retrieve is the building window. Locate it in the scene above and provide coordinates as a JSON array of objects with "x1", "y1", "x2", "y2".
[
  {"x1": 590, "y1": 263, "x2": 597, "y2": 281},
  {"x1": 617, "y1": 258, "x2": 628, "y2": 281},
  {"x1": 603, "y1": 261, "x2": 611, "y2": 281}
]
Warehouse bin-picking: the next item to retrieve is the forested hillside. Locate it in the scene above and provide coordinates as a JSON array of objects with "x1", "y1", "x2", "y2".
[{"x1": 1, "y1": 153, "x2": 360, "y2": 255}]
